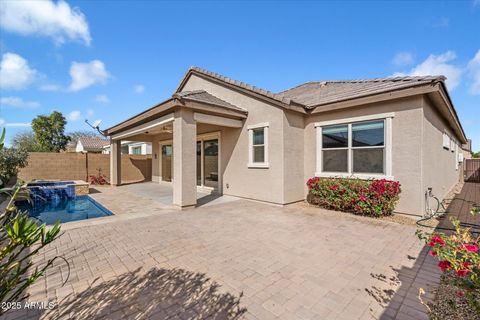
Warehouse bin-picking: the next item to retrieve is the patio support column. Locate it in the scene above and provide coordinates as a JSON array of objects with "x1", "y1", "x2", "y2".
[
  {"x1": 110, "y1": 139, "x2": 121, "y2": 186},
  {"x1": 172, "y1": 109, "x2": 197, "y2": 207}
]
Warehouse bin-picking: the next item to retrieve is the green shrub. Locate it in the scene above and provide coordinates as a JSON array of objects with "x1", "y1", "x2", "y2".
[
  {"x1": 306, "y1": 177, "x2": 401, "y2": 216},
  {"x1": 0, "y1": 147, "x2": 28, "y2": 186}
]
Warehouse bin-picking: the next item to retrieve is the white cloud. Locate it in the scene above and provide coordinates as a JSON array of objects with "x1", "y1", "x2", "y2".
[
  {"x1": 0, "y1": 53, "x2": 37, "y2": 90},
  {"x1": 94, "y1": 94, "x2": 110, "y2": 104},
  {"x1": 39, "y1": 84, "x2": 60, "y2": 91},
  {"x1": 0, "y1": 0, "x2": 91, "y2": 46},
  {"x1": 87, "y1": 109, "x2": 94, "y2": 117},
  {"x1": 0, "y1": 96, "x2": 40, "y2": 108},
  {"x1": 68, "y1": 60, "x2": 110, "y2": 91},
  {"x1": 393, "y1": 51, "x2": 462, "y2": 90},
  {"x1": 67, "y1": 110, "x2": 82, "y2": 121},
  {"x1": 134, "y1": 84, "x2": 145, "y2": 93},
  {"x1": 0, "y1": 118, "x2": 31, "y2": 128},
  {"x1": 467, "y1": 50, "x2": 480, "y2": 95},
  {"x1": 7, "y1": 123, "x2": 31, "y2": 127},
  {"x1": 392, "y1": 52, "x2": 414, "y2": 66}
]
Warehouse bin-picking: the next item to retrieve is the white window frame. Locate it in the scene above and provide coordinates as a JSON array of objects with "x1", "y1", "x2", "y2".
[
  {"x1": 455, "y1": 143, "x2": 459, "y2": 170},
  {"x1": 248, "y1": 122, "x2": 269, "y2": 168},
  {"x1": 131, "y1": 146, "x2": 142, "y2": 155},
  {"x1": 314, "y1": 113, "x2": 394, "y2": 180}
]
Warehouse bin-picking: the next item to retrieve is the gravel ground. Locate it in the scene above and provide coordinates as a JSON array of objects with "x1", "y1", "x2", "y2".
[{"x1": 429, "y1": 273, "x2": 480, "y2": 320}]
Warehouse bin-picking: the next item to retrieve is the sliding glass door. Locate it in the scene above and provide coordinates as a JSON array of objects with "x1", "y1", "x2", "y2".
[
  {"x1": 161, "y1": 136, "x2": 219, "y2": 190},
  {"x1": 203, "y1": 139, "x2": 218, "y2": 188},
  {"x1": 161, "y1": 144, "x2": 172, "y2": 182}
]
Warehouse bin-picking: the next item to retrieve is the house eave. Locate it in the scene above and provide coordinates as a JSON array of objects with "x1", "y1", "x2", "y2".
[{"x1": 105, "y1": 97, "x2": 247, "y2": 136}]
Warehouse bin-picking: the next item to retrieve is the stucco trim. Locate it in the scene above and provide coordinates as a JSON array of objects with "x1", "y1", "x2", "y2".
[
  {"x1": 314, "y1": 172, "x2": 394, "y2": 180},
  {"x1": 315, "y1": 114, "x2": 394, "y2": 179},
  {"x1": 247, "y1": 122, "x2": 270, "y2": 130},
  {"x1": 314, "y1": 112, "x2": 395, "y2": 127},
  {"x1": 248, "y1": 123, "x2": 270, "y2": 168}
]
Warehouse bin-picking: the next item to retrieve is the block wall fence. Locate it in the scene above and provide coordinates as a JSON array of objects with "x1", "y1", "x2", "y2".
[{"x1": 18, "y1": 152, "x2": 152, "y2": 183}]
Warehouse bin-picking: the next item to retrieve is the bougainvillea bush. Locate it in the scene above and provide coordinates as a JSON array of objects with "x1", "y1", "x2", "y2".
[
  {"x1": 306, "y1": 177, "x2": 401, "y2": 216},
  {"x1": 90, "y1": 173, "x2": 108, "y2": 185},
  {"x1": 417, "y1": 210, "x2": 480, "y2": 314}
]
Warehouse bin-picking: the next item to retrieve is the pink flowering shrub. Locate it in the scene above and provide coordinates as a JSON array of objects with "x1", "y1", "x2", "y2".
[
  {"x1": 417, "y1": 211, "x2": 480, "y2": 313},
  {"x1": 306, "y1": 177, "x2": 401, "y2": 216}
]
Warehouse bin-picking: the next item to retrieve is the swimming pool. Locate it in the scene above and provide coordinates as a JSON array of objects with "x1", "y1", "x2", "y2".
[{"x1": 17, "y1": 181, "x2": 113, "y2": 224}]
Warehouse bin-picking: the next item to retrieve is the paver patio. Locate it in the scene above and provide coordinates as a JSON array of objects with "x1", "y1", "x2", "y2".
[{"x1": 3, "y1": 185, "x2": 440, "y2": 320}]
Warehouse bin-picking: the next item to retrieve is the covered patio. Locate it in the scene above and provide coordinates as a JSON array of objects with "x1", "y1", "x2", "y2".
[
  {"x1": 118, "y1": 181, "x2": 240, "y2": 208},
  {"x1": 105, "y1": 90, "x2": 248, "y2": 208}
]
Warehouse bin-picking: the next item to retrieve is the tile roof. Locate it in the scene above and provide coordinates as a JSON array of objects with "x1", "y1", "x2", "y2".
[
  {"x1": 78, "y1": 137, "x2": 110, "y2": 150},
  {"x1": 187, "y1": 67, "x2": 446, "y2": 110},
  {"x1": 173, "y1": 90, "x2": 248, "y2": 114},
  {"x1": 278, "y1": 76, "x2": 445, "y2": 108},
  {"x1": 187, "y1": 67, "x2": 298, "y2": 106}
]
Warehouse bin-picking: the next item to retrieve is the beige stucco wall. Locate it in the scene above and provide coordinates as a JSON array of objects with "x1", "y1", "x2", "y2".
[
  {"x1": 421, "y1": 96, "x2": 462, "y2": 208},
  {"x1": 283, "y1": 110, "x2": 305, "y2": 203},
  {"x1": 181, "y1": 74, "x2": 286, "y2": 204},
  {"x1": 304, "y1": 96, "x2": 425, "y2": 215}
]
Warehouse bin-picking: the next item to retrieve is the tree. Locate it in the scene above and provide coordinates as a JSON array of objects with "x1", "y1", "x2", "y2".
[
  {"x1": 0, "y1": 147, "x2": 28, "y2": 186},
  {"x1": 31, "y1": 111, "x2": 70, "y2": 152},
  {"x1": 11, "y1": 131, "x2": 42, "y2": 152},
  {"x1": 0, "y1": 130, "x2": 66, "y2": 316},
  {"x1": 472, "y1": 151, "x2": 480, "y2": 159}
]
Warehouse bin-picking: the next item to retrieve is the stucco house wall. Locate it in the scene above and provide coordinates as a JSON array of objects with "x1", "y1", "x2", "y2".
[
  {"x1": 107, "y1": 68, "x2": 466, "y2": 215},
  {"x1": 180, "y1": 74, "x2": 286, "y2": 204},
  {"x1": 283, "y1": 110, "x2": 305, "y2": 203},
  {"x1": 421, "y1": 96, "x2": 462, "y2": 208},
  {"x1": 303, "y1": 96, "x2": 425, "y2": 215}
]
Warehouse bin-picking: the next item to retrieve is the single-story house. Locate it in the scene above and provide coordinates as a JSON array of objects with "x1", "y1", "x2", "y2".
[
  {"x1": 102, "y1": 141, "x2": 152, "y2": 155},
  {"x1": 75, "y1": 137, "x2": 110, "y2": 153},
  {"x1": 105, "y1": 67, "x2": 467, "y2": 215}
]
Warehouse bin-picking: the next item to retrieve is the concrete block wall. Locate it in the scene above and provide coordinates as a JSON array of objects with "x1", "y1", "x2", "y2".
[{"x1": 18, "y1": 152, "x2": 152, "y2": 184}]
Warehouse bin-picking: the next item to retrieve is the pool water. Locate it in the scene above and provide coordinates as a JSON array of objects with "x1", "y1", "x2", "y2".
[
  {"x1": 18, "y1": 195, "x2": 112, "y2": 225},
  {"x1": 16, "y1": 181, "x2": 113, "y2": 224}
]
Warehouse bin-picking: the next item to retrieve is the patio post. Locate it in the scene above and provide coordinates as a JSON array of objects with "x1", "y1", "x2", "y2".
[
  {"x1": 110, "y1": 139, "x2": 122, "y2": 185},
  {"x1": 172, "y1": 109, "x2": 197, "y2": 207}
]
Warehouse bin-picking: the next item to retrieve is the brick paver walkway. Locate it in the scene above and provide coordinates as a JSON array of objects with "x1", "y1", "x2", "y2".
[{"x1": 3, "y1": 186, "x2": 440, "y2": 320}]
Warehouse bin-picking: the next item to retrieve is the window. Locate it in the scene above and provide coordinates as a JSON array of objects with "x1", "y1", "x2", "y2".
[
  {"x1": 248, "y1": 123, "x2": 269, "y2": 168},
  {"x1": 443, "y1": 132, "x2": 450, "y2": 150},
  {"x1": 131, "y1": 146, "x2": 142, "y2": 155},
  {"x1": 315, "y1": 114, "x2": 393, "y2": 179}
]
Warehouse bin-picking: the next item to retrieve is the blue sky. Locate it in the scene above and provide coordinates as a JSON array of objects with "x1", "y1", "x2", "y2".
[{"x1": 0, "y1": 0, "x2": 479, "y2": 150}]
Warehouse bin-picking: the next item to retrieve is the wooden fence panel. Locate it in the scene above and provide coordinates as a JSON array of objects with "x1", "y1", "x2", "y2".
[{"x1": 464, "y1": 159, "x2": 480, "y2": 183}]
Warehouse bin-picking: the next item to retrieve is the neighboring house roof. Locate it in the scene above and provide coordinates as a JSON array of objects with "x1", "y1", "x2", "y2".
[
  {"x1": 78, "y1": 137, "x2": 110, "y2": 150},
  {"x1": 278, "y1": 76, "x2": 445, "y2": 108},
  {"x1": 173, "y1": 90, "x2": 247, "y2": 114}
]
